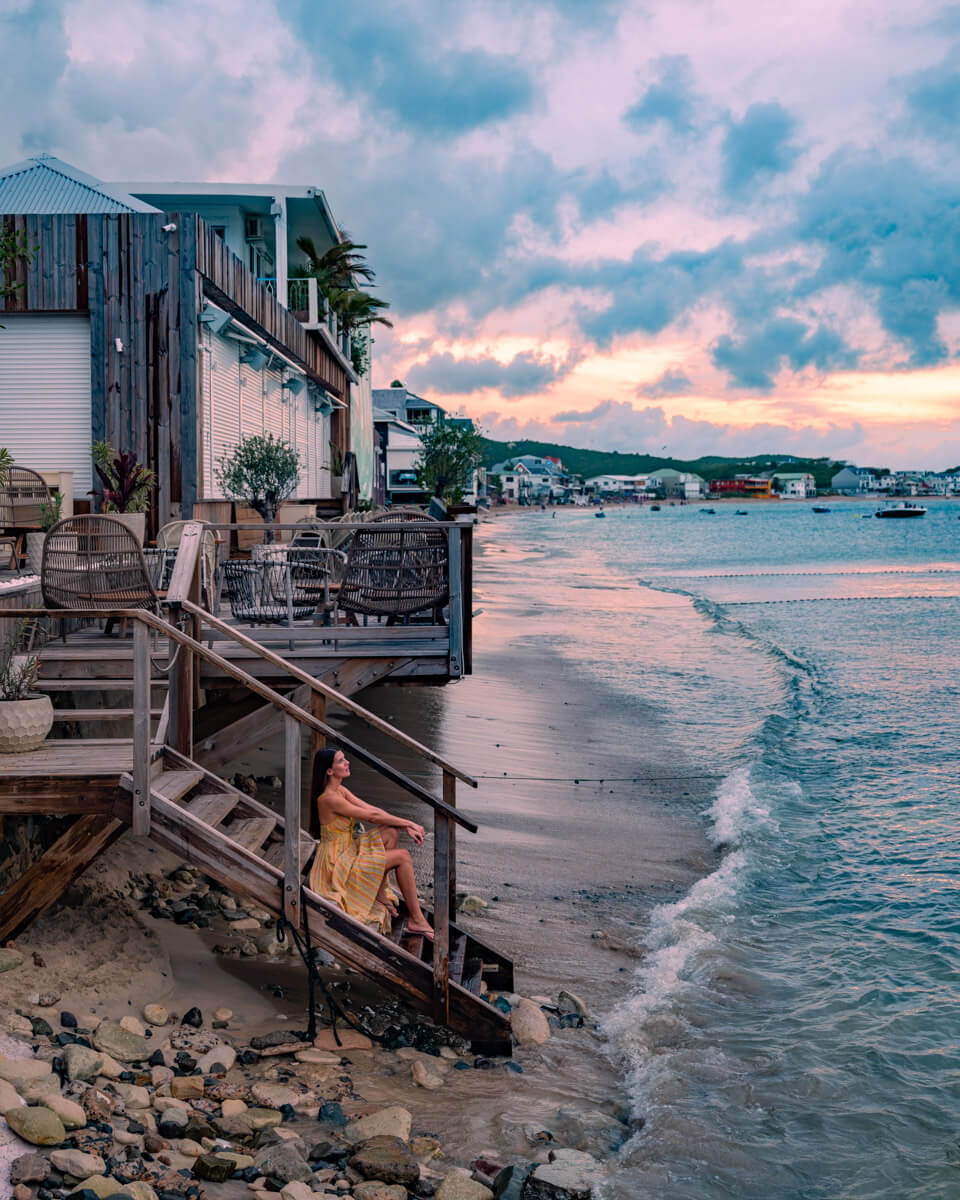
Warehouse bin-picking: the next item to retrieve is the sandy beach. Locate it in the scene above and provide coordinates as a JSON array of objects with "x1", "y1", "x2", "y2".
[{"x1": 0, "y1": 512, "x2": 714, "y2": 1198}]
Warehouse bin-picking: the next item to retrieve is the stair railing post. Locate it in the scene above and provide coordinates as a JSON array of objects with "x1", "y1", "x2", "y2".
[
  {"x1": 443, "y1": 769, "x2": 457, "y2": 915},
  {"x1": 447, "y1": 525, "x2": 462, "y2": 678},
  {"x1": 432, "y1": 809, "x2": 451, "y2": 1025},
  {"x1": 132, "y1": 619, "x2": 151, "y2": 836},
  {"x1": 283, "y1": 712, "x2": 302, "y2": 927},
  {"x1": 165, "y1": 523, "x2": 204, "y2": 758}
]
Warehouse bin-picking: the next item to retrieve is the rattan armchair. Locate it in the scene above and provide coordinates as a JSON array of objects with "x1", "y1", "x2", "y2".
[
  {"x1": 0, "y1": 466, "x2": 51, "y2": 570},
  {"x1": 42, "y1": 515, "x2": 160, "y2": 636},
  {"x1": 337, "y1": 523, "x2": 449, "y2": 624}
]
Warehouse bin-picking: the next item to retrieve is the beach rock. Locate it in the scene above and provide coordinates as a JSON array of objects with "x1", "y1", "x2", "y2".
[
  {"x1": 345, "y1": 1106, "x2": 413, "y2": 1144},
  {"x1": 196, "y1": 1043, "x2": 237, "y2": 1073},
  {"x1": 43, "y1": 1091, "x2": 88, "y2": 1129},
  {"x1": 93, "y1": 1019, "x2": 150, "y2": 1063},
  {"x1": 349, "y1": 1135, "x2": 419, "y2": 1187},
  {"x1": 243, "y1": 1106, "x2": 284, "y2": 1132},
  {"x1": 157, "y1": 1108, "x2": 189, "y2": 1138},
  {"x1": 214, "y1": 1007, "x2": 233, "y2": 1022},
  {"x1": 251, "y1": 1082, "x2": 302, "y2": 1109},
  {"x1": 170, "y1": 1076, "x2": 204, "y2": 1100},
  {"x1": 50, "y1": 1147, "x2": 106, "y2": 1177},
  {"x1": 80, "y1": 1086, "x2": 115, "y2": 1121},
  {"x1": 71, "y1": 1173, "x2": 129, "y2": 1197},
  {"x1": 118, "y1": 1184, "x2": 158, "y2": 1200},
  {"x1": 458, "y1": 895, "x2": 488, "y2": 915},
  {"x1": 0, "y1": 1078, "x2": 24, "y2": 1110},
  {"x1": 253, "y1": 1141, "x2": 312, "y2": 1183},
  {"x1": 221, "y1": 1098, "x2": 247, "y2": 1117},
  {"x1": 96, "y1": 1052, "x2": 124, "y2": 1079},
  {"x1": 279, "y1": 1183, "x2": 314, "y2": 1200},
  {"x1": 491, "y1": 1163, "x2": 533, "y2": 1200},
  {"x1": 412, "y1": 1135, "x2": 444, "y2": 1161},
  {"x1": 353, "y1": 1185, "x2": 408, "y2": 1200},
  {"x1": 557, "y1": 991, "x2": 589, "y2": 1019},
  {"x1": 510, "y1": 1001, "x2": 551, "y2": 1047},
  {"x1": 5, "y1": 1103, "x2": 65, "y2": 1145},
  {"x1": 313, "y1": 1028, "x2": 372, "y2": 1051},
  {"x1": 0, "y1": 947, "x2": 24, "y2": 972},
  {"x1": 436, "y1": 1176, "x2": 494, "y2": 1200},
  {"x1": 553, "y1": 1109, "x2": 628, "y2": 1155},
  {"x1": 293, "y1": 1048, "x2": 340, "y2": 1065},
  {"x1": 412, "y1": 1060, "x2": 444, "y2": 1090},
  {"x1": 524, "y1": 1149, "x2": 599, "y2": 1199},
  {"x1": 192, "y1": 1153, "x2": 236, "y2": 1182},
  {"x1": 9, "y1": 1152, "x2": 50, "y2": 1184},
  {"x1": 143, "y1": 1004, "x2": 169, "y2": 1027},
  {"x1": 113, "y1": 1128, "x2": 142, "y2": 1146},
  {"x1": 12, "y1": 1185, "x2": 30, "y2": 1200},
  {"x1": 23, "y1": 1075, "x2": 61, "y2": 1100},
  {"x1": 113, "y1": 1082, "x2": 151, "y2": 1109},
  {"x1": 119, "y1": 1016, "x2": 146, "y2": 1037},
  {"x1": 0, "y1": 1056, "x2": 52, "y2": 1091},
  {"x1": 64, "y1": 1043, "x2": 105, "y2": 1082}
]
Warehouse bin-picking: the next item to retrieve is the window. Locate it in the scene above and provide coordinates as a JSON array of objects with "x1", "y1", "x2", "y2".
[
  {"x1": 390, "y1": 470, "x2": 420, "y2": 487},
  {"x1": 211, "y1": 225, "x2": 227, "y2": 241}
]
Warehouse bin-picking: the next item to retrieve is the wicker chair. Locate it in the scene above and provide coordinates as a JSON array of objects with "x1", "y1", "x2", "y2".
[
  {"x1": 0, "y1": 466, "x2": 52, "y2": 570},
  {"x1": 337, "y1": 523, "x2": 449, "y2": 624},
  {"x1": 42, "y1": 515, "x2": 160, "y2": 636},
  {"x1": 222, "y1": 560, "x2": 316, "y2": 626}
]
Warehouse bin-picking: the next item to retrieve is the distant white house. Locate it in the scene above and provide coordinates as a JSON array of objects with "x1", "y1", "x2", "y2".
[
  {"x1": 490, "y1": 454, "x2": 567, "y2": 502},
  {"x1": 647, "y1": 468, "x2": 705, "y2": 499},
  {"x1": 831, "y1": 466, "x2": 878, "y2": 493},
  {"x1": 772, "y1": 472, "x2": 816, "y2": 498},
  {"x1": 585, "y1": 474, "x2": 650, "y2": 495}
]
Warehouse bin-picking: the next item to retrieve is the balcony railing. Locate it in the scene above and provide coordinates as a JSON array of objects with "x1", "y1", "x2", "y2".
[{"x1": 258, "y1": 276, "x2": 352, "y2": 363}]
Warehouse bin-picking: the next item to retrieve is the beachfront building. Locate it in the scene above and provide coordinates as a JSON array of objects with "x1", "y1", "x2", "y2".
[
  {"x1": 710, "y1": 476, "x2": 772, "y2": 498},
  {"x1": 831, "y1": 466, "x2": 879, "y2": 493},
  {"x1": 772, "y1": 472, "x2": 816, "y2": 498},
  {"x1": 490, "y1": 454, "x2": 568, "y2": 502},
  {"x1": 372, "y1": 385, "x2": 446, "y2": 431},
  {"x1": 649, "y1": 468, "x2": 705, "y2": 499},
  {"x1": 0, "y1": 154, "x2": 368, "y2": 521},
  {"x1": 585, "y1": 473, "x2": 651, "y2": 498}
]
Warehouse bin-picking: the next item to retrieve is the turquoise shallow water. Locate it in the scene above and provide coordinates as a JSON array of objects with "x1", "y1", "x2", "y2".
[{"x1": 518, "y1": 501, "x2": 960, "y2": 1198}]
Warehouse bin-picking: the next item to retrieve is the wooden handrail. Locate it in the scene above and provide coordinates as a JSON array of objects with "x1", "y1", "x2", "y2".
[
  {"x1": 179, "y1": 599, "x2": 477, "y2": 788},
  {"x1": 1, "y1": 606, "x2": 477, "y2": 833}
]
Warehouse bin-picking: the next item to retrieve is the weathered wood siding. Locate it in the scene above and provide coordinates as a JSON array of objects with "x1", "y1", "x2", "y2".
[{"x1": 194, "y1": 216, "x2": 349, "y2": 400}]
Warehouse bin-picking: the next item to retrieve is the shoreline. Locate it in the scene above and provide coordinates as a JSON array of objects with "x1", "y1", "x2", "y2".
[{"x1": 1, "y1": 513, "x2": 715, "y2": 1199}]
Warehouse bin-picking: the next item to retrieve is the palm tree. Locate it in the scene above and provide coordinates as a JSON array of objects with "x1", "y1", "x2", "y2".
[
  {"x1": 292, "y1": 236, "x2": 376, "y2": 289},
  {"x1": 325, "y1": 288, "x2": 393, "y2": 335}
]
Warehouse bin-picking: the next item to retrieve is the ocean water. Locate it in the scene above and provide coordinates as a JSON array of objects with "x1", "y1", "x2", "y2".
[{"x1": 515, "y1": 501, "x2": 960, "y2": 1198}]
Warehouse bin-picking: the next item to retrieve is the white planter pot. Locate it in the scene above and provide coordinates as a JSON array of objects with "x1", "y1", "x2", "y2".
[
  {"x1": 0, "y1": 695, "x2": 54, "y2": 753},
  {"x1": 331, "y1": 474, "x2": 344, "y2": 494},
  {"x1": 110, "y1": 513, "x2": 146, "y2": 544},
  {"x1": 25, "y1": 531, "x2": 46, "y2": 572}
]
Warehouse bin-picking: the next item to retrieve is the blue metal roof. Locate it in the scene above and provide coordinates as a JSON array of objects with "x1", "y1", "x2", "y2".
[{"x1": 0, "y1": 155, "x2": 161, "y2": 214}]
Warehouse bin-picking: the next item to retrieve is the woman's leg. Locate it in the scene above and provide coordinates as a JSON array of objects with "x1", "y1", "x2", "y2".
[
  {"x1": 384, "y1": 847, "x2": 433, "y2": 937},
  {"x1": 375, "y1": 827, "x2": 400, "y2": 913}
]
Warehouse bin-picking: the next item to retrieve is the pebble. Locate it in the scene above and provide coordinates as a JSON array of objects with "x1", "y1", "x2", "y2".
[
  {"x1": 42, "y1": 1092, "x2": 88, "y2": 1129},
  {"x1": 412, "y1": 1060, "x2": 444, "y2": 1089},
  {"x1": 120, "y1": 1015, "x2": 146, "y2": 1037},
  {"x1": 214, "y1": 1007, "x2": 233, "y2": 1022},
  {"x1": 143, "y1": 1004, "x2": 169, "y2": 1026},
  {"x1": 435, "y1": 1176, "x2": 494, "y2": 1200},
  {"x1": 9, "y1": 1152, "x2": 50, "y2": 1184},
  {"x1": 0, "y1": 1078, "x2": 23, "y2": 1110},
  {"x1": 344, "y1": 1106, "x2": 413, "y2": 1144},
  {"x1": 0, "y1": 947, "x2": 24, "y2": 972},
  {"x1": 50, "y1": 1147, "x2": 106, "y2": 1177},
  {"x1": 64, "y1": 1043, "x2": 105, "y2": 1081},
  {"x1": 313, "y1": 1029, "x2": 372, "y2": 1051},
  {"x1": 92, "y1": 1018, "x2": 151, "y2": 1062}
]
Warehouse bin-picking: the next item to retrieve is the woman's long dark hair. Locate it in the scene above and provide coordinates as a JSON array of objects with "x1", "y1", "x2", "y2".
[{"x1": 309, "y1": 748, "x2": 338, "y2": 839}]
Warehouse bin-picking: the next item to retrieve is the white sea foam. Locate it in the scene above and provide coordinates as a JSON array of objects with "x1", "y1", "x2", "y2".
[{"x1": 706, "y1": 765, "x2": 777, "y2": 847}]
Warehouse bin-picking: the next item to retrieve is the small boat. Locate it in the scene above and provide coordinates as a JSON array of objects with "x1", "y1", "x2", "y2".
[
  {"x1": 650, "y1": 504, "x2": 661, "y2": 511},
  {"x1": 700, "y1": 508, "x2": 716, "y2": 514},
  {"x1": 875, "y1": 503, "x2": 927, "y2": 519},
  {"x1": 735, "y1": 510, "x2": 748, "y2": 516},
  {"x1": 812, "y1": 506, "x2": 831, "y2": 514},
  {"x1": 595, "y1": 509, "x2": 606, "y2": 518}
]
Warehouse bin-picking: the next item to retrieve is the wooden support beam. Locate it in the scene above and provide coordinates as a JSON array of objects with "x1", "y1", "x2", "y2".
[
  {"x1": 0, "y1": 813, "x2": 125, "y2": 941},
  {"x1": 324, "y1": 657, "x2": 413, "y2": 699},
  {"x1": 310, "y1": 689, "x2": 327, "y2": 760},
  {"x1": 0, "y1": 780, "x2": 119, "y2": 814},
  {"x1": 283, "y1": 713, "x2": 302, "y2": 927},
  {"x1": 196, "y1": 686, "x2": 308, "y2": 776}
]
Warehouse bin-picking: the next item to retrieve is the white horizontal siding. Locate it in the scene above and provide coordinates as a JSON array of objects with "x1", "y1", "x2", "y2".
[{"x1": 0, "y1": 315, "x2": 92, "y2": 497}]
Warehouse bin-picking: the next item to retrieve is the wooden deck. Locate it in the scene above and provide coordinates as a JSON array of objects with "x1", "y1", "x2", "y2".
[{"x1": 0, "y1": 737, "x2": 132, "y2": 778}]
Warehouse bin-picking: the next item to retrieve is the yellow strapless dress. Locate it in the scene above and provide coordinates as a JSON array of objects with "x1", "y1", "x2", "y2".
[{"x1": 308, "y1": 815, "x2": 391, "y2": 933}]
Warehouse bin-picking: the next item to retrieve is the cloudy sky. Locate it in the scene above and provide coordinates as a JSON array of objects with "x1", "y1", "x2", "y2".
[{"x1": 3, "y1": 0, "x2": 960, "y2": 466}]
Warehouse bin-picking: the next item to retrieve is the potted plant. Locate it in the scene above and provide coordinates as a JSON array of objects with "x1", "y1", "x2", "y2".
[
  {"x1": 25, "y1": 492, "x2": 64, "y2": 573},
  {"x1": 217, "y1": 434, "x2": 301, "y2": 544},
  {"x1": 0, "y1": 620, "x2": 52, "y2": 753},
  {"x1": 329, "y1": 441, "x2": 345, "y2": 493},
  {"x1": 91, "y1": 441, "x2": 156, "y2": 543}
]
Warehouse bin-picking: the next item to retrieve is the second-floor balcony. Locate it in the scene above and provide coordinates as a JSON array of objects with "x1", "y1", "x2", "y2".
[{"x1": 258, "y1": 276, "x2": 353, "y2": 367}]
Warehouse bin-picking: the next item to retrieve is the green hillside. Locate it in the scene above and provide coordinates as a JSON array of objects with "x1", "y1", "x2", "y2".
[{"x1": 481, "y1": 438, "x2": 843, "y2": 490}]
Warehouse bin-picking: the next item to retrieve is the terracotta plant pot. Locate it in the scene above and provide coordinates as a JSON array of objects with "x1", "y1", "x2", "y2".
[{"x1": 0, "y1": 695, "x2": 54, "y2": 753}]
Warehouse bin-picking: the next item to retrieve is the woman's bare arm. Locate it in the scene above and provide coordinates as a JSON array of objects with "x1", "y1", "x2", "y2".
[{"x1": 325, "y1": 788, "x2": 420, "y2": 833}]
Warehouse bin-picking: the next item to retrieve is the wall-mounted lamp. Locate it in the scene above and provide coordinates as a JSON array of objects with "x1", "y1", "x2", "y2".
[
  {"x1": 240, "y1": 347, "x2": 269, "y2": 371},
  {"x1": 115, "y1": 338, "x2": 124, "y2": 353},
  {"x1": 282, "y1": 376, "x2": 305, "y2": 396},
  {"x1": 162, "y1": 222, "x2": 177, "y2": 233}
]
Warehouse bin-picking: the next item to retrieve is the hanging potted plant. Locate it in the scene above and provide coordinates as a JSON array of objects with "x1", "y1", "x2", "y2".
[
  {"x1": 25, "y1": 492, "x2": 64, "y2": 573},
  {"x1": 0, "y1": 619, "x2": 52, "y2": 753},
  {"x1": 91, "y1": 442, "x2": 156, "y2": 544}
]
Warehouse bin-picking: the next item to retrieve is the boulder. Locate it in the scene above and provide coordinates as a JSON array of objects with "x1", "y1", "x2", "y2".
[
  {"x1": 9, "y1": 1152, "x2": 50, "y2": 1184},
  {"x1": 0, "y1": 1079, "x2": 24, "y2": 1111},
  {"x1": 524, "y1": 1149, "x2": 600, "y2": 1199},
  {"x1": 412, "y1": 1060, "x2": 444, "y2": 1089},
  {"x1": 4, "y1": 1103, "x2": 65, "y2": 1145},
  {"x1": 50, "y1": 1148, "x2": 106, "y2": 1177},
  {"x1": 553, "y1": 1109, "x2": 628, "y2": 1155},
  {"x1": 556, "y1": 991, "x2": 589, "y2": 1019},
  {"x1": 0, "y1": 1057, "x2": 52, "y2": 1091},
  {"x1": 64, "y1": 1043, "x2": 105, "y2": 1082},
  {"x1": 142, "y1": 1004, "x2": 169, "y2": 1027},
  {"x1": 192, "y1": 1153, "x2": 236, "y2": 1182},
  {"x1": 0, "y1": 947, "x2": 24, "y2": 972},
  {"x1": 353, "y1": 1184, "x2": 409, "y2": 1200},
  {"x1": 435, "y1": 1175, "x2": 494, "y2": 1199},
  {"x1": 92, "y1": 1019, "x2": 151, "y2": 1062},
  {"x1": 349, "y1": 1135, "x2": 419, "y2": 1187},
  {"x1": 42, "y1": 1092, "x2": 87, "y2": 1129},
  {"x1": 253, "y1": 1141, "x2": 313, "y2": 1184},
  {"x1": 510, "y1": 1000, "x2": 551, "y2": 1048},
  {"x1": 345, "y1": 1105, "x2": 413, "y2": 1144}
]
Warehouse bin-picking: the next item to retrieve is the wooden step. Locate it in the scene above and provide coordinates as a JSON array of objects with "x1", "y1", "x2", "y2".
[
  {"x1": 262, "y1": 831, "x2": 316, "y2": 873},
  {"x1": 184, "y1": 792, "x2": 240, "y2": 828},
  {"x1": 37, "y1": 679, "x2": 167, "y2": 691},
  {"x1": 223, "y1": 816, "x2": 276, "y2": 853},
  {"x1": 152, "y1": 770, "x2": 205, "y2": 803},
  {"x1": 51, "y1": 709, "x2": 164, "y2": 721}
]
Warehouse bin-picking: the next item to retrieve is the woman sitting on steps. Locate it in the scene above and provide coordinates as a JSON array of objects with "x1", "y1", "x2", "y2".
[{"x1": 308, "y1": 747, "x2": 434, "y2": 939}]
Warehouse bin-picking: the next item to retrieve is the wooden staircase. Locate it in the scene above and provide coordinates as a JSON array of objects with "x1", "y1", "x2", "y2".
[{"x1": 116, "y1": 746, "x2": 513, "y2": 1054}]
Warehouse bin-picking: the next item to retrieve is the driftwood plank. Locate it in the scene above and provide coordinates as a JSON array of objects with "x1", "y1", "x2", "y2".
[{"x1": 0, "y1": 813, "x2": 125, "y2": 941}]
